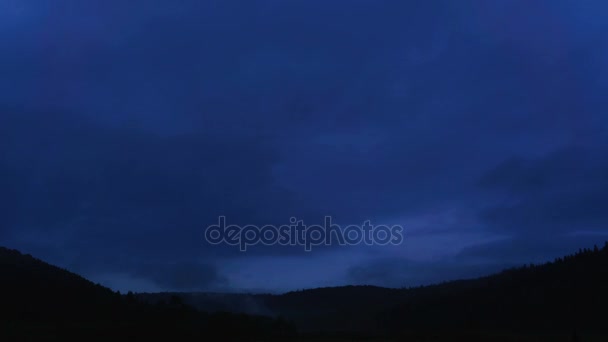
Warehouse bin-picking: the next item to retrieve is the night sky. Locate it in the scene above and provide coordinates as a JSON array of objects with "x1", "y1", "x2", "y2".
[{"x1": 1, "y1": 0, "x2": 608, "y2": 294}]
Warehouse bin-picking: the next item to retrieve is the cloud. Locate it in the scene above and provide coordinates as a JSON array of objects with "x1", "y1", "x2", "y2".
[
  {"x1": 2, "y1": 0, "x2": 608, "y2": 292},
  {"x1": 347, "y1": 233, "x2": 608, "y2": 288},
  {"x1": 0, "y1": 108, "x2": 302, "y2": 250},
  {"x1": 133, "y1": 261, "x2": 229, "y2": 292},
  {"x1": 457, "y1": 234, "x2": 608, "y2": 265},
  {"x1": 347, "y1": 257, "x2": 504, "y2": 288},
  {"x1": 478, "y1": 145, "x2": 608, "y2": 235}
]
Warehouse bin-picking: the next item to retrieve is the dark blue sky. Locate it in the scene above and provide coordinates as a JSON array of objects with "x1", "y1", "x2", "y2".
[{"x1": 1, "y1": 0, "x2": 608, "y2": 293}]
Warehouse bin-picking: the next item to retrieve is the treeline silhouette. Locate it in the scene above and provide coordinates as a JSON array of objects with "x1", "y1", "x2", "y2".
[
  {"x1": 3, "y1": 243, "x2": 608, "y2": 341},
  {"x1": 0, "y1": 247, "x2": 296, "y2": 341},
  {"x1": 269, "y1": 243, "x2": 608, "y2": 339},
  {"x1": 139, "y1": 243, "x2": 608, "y2": 340},
  {"x1": 380, "y1": 242, "x2": 608, "y2": 338}
]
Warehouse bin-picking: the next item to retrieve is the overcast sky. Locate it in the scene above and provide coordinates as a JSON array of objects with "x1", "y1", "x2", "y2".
[{"x1": 1, "y1": 0, "x2": 608, "y2": 293}]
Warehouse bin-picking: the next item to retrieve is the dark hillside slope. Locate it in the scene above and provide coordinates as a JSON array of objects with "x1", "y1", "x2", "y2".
[
  {"x1": 380, "y1": 242, "x2": 608, "y2": 336},
  {"x1": 0, "y1": 246, "x2": 124, "y2": 323},
  {"x1": 141, "y1": 242, "x2": 608, "y2": 338},
  {"x1": 0, "y1": 246, "x2": 296, "y2": 340}
]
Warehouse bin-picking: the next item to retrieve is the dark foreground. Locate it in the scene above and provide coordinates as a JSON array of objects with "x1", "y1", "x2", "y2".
[{"x1": 2, "y1": 244, "x2": 608, "y2": 341}]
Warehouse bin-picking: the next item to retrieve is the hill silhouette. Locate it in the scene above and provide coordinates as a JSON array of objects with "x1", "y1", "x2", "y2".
[
  {"x1": 380, "y1": 242, "x2": 608, "y2": 339},
  {"x1": 3, "y1": 244, "x2": 608, "y2": 341},
  {"x1": 139, "y1": 243, "x2": 608, "y2": 340},
  {"x1": 0, "y1": 246, "x2": 296, "y2": 341}
]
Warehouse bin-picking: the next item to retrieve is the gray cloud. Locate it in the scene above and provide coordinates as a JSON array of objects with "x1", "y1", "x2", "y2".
[
  {"x1": 347, "y1": 257, "x2": 504, "y2": 288},
  {"x1": 2, "y1": 0, "x2": 608, "y2": 291},
  {"x1": 134, "y1": 261, "x2": 229, "y2": 292},
  {"x1": 348, "y1": 233, "x2": 608, "y2": 287},
  {"x1": 478, "y1": 145, "x2": 608, "y2": 235}
]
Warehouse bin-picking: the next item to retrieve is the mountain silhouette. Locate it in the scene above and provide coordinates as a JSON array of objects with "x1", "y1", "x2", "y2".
[
  {"x1": 0, "y1": 246, "x2": 295, "y2": 341},
  {"x1": 3, "y1": 244, "x2": 608, "y2": 341},
  {"x1": 139, "y1": 243, "x2": 608, "y2": 340}
]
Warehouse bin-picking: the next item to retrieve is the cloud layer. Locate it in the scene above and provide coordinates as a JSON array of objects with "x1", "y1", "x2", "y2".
[{"x1": 1, "y1": 0, "x2": 608, "y2": 292}]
